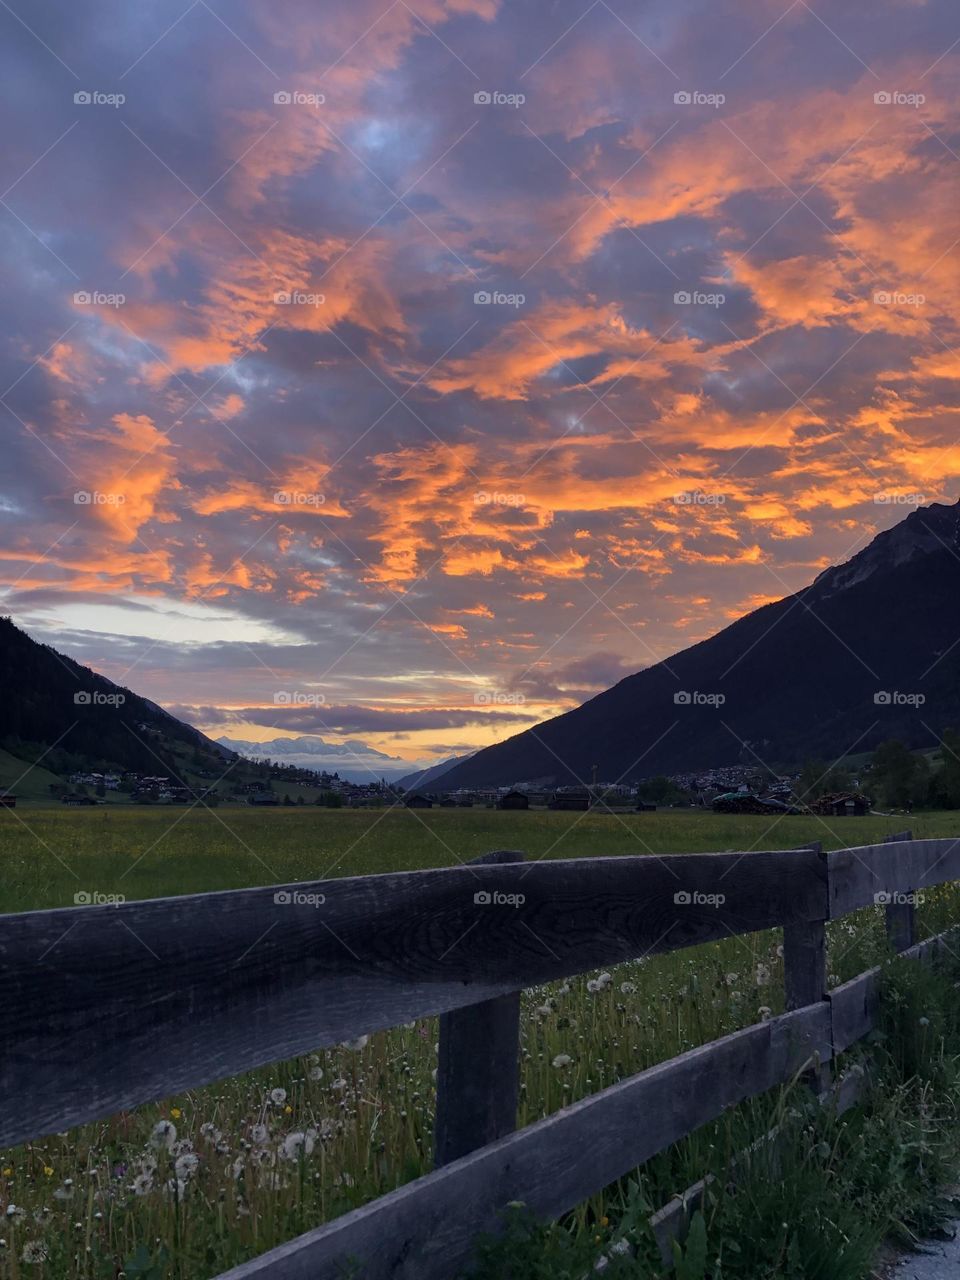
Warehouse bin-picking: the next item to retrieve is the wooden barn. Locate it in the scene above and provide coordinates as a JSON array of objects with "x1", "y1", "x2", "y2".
[
  {"x1": 810, "y1": 791, "x2": 871, "y2": 817},
  {"x1": 0, "y1": 792, "x2": 16, "y2": 808},
  {"x1": 405, "y1": 793, "x2": 433, "y2": 809},
  {"x1": 498, "y1": 790, "x2": 529, "y2": 810},
  {"x1": 549, "y1": 789, "x2": 590, "y2": 811}
]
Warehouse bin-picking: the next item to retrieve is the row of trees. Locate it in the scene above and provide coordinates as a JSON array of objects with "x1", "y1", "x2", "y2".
[{"x1": 799, "y1": 730, "x2": 960, "y2": 811}]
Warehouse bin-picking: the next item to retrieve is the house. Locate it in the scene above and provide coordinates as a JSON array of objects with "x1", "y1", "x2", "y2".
[
  {"x1": 635, "y1": 801, "x2": 657, "y2": 812},
  {"x1": 549, "y1": 789, "x2": 591, "y2": 811},
  {"x1": 248, "y1": 792, "x2": 279, "y2": 806},
  {"x1": 810, "y1": 791, "x2": 871, "y2": 817},
  {"x1": 61, "y1": 793, "x2": 97, "y2": 806},
  {"x1": 405, "y1": 793, "x2": 433, "y2": 809},
  {"x1": 0, "y1": 792, "x2": 16, "y2": 808},
  {"x1": 498, "y1": 790, "x2": 529, "y2": 810}
]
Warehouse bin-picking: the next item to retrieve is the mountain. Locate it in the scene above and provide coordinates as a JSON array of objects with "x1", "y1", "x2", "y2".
[
  {"x1": 439, "y1": 501, "x2": 960, "y2": 789},
  {"x1": 0, "y1": 616, "x2": 232, "y2": 781},
  {"x1": 396, "y1": 753, "x2": 474, "y2": 792},
  {"x1": 218, "y1": 734, "x2": 413, "y2": 782}
]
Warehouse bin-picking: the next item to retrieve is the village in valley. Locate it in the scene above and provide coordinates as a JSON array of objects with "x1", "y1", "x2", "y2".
[{"x1": 42, "y1": 759, "x2": 873, "y2": 818}]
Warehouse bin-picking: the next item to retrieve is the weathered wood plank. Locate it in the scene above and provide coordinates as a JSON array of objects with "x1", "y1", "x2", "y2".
[
  {"x1": 214, "y1": 1004, "x2": 832, "y2": 1280},
  {"x1": 827, "y1": 837, "x2": 960, "y2": 916},
  {"x1": 783, "y1": 844, "x2": 827, "y2": 1011},
  {"x1": 0, "y1": 847, "x2": 826, "y2": 1145},
  {"x1": 883, "y1": 831, "x2": 916, "y2": 952},
  {"x1": 828, "y1": 967, "x2": 879, "y2": 1053},
  {"x1": 435, "y1": 850, "x2": 524, "y2": 1166}
]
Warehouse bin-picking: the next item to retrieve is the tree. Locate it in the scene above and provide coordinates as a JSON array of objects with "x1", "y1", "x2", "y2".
[
  {"x1": 797, "y1": 759, "x2": 850, "y2": 802},
  {"x1": 868, "y1": 740, "x2": 917, "y2": 809}
]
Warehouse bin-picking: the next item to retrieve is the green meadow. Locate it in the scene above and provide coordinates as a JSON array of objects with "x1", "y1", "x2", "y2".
[{"x1": 2, "y1": 804, "x2": 959, "y2": 913}]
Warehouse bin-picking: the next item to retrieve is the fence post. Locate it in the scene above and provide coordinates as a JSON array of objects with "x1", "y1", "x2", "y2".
[
  {"x1": 783, "y1": 842, "x2": 828, "y2": 1090},
  {"x1": 884, "y1": 829, "x2": 915, "y2": 952},
  {"x1": 434, "y1": 849, "x2": 525, "y2": 1167}
]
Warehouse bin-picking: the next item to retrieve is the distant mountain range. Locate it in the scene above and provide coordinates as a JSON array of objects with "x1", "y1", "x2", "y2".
[
  {"x1": 218, "y1": 734, "x2": 413, "y2": 782},
  {"x1": 0, "y1": 616, "x2": 231, "y2": 779},
  {"x1": 435, "y1": 500, "x2": 960, "y2": 790},
  {"x1": 395, "y1": 753, "x2": 474, "y2": 792}
]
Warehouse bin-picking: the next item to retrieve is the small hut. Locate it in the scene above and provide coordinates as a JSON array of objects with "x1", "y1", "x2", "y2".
[{"x1": 498, "y1": 790, "x2": 530, "y2": 811}]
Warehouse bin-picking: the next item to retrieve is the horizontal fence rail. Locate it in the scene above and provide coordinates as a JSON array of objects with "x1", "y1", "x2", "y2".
[
  {"x1": 827, "y1": 836, "x2": 960, "y2": 915},
  {"x1": 0, "y1": 847, "x2": 826, "y2": 1145},
  {"x1": 1, "y1": 831, "x2": 959, "y2": 1278}
]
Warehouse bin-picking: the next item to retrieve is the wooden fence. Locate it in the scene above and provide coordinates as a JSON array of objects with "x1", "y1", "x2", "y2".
[{"x1": 3, "y1": 829, "x2": 960, "y2": 1278}]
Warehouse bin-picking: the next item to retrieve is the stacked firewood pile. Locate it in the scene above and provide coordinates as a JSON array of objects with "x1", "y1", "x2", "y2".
[{"x1": 712, "y1": 794, "x2": 777, "y2": 815}]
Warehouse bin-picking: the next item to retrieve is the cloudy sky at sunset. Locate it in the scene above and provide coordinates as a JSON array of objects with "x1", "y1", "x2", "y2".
[{"x1": 1, "y1": 0, "x2": 958, "y2": 775}]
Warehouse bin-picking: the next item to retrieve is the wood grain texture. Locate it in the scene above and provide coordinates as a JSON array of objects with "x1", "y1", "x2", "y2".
[
  {"x1": 883, "y1": 831, "x2": 916, "y2": 952},
  {"x1": 827, "y1": 837, "x2": 960, "y2": 916},
  {"x1": 435, "y1": 850, "x2": 524, "y2": 1166},
  {"x1": 214, "y1": 1004, "x2": 832, "y2": 1280},
  {"x1": 0, "y1": 847, "x2": 826, "y2": 1144},
  {"x1": 828, "y1": 968, "x2": 879, "y2": 1053}
]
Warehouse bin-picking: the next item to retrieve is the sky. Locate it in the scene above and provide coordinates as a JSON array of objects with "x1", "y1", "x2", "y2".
[{"x1": 1, "y1": 0, "x2": 958, "y2": 776}]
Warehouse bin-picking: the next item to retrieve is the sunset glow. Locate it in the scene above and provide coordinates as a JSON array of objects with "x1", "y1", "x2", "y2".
[{"x1": 2, "y1": 0, "x2": 958, "y2": 773}]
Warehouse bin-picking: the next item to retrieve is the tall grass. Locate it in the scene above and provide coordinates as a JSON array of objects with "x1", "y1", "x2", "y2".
[
  {"x1": 4, "y1": 882, "x2": 960, "y2": 1277},
  {"x1": 3, "y1": 812, "x2": 960, "y2": 1277}
]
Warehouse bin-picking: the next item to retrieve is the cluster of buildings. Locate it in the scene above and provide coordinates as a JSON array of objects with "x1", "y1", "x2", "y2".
[
  {"x1": 403, "y1": 784, "x2": 649, "y2": 811},
  {"x1": 63, "y1": 771, "x2": 201, "y2": 803}
]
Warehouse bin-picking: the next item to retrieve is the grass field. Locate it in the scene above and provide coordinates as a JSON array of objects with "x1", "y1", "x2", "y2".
[
  {"x1": 3, "y1": 808, "x2": 960, "y2": 1277},
  {"x1": 2, "y1": 805, "x2": 959, "y2": 913}
]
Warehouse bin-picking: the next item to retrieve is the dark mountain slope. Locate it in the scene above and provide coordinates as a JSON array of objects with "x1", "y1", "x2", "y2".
[
  {"x1": 439, "y1": 501, "x2": 960, "y2": 788},
  {"x1": 0, "y1": 616, "x2": 231, "y2": 777}
]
